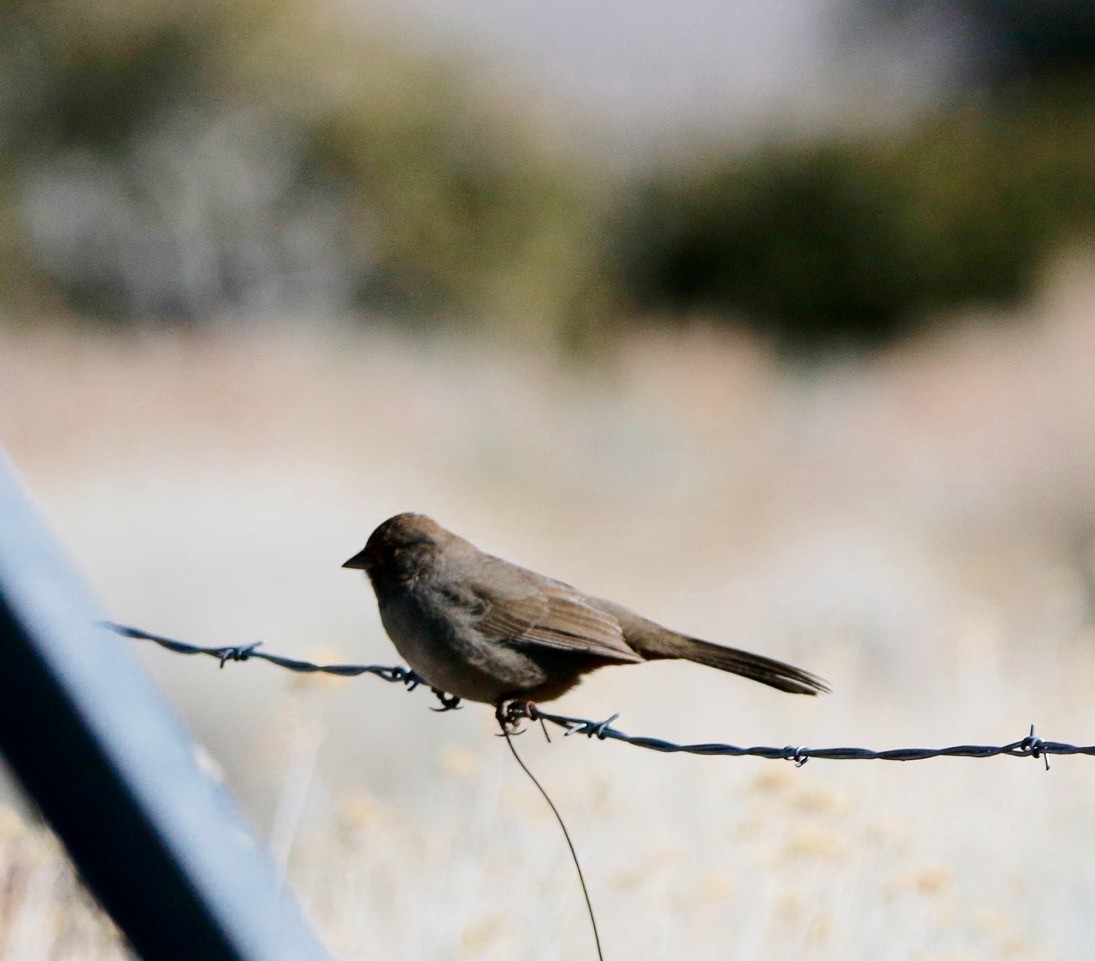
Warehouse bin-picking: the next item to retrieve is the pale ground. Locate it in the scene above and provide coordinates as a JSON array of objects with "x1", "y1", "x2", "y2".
[{"x1": 2, "y1": 261, "x2": 1095, "y2": 960}]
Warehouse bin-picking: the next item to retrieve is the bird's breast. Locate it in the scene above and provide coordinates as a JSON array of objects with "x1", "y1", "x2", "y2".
[{"x1": 377, "y1": 588, "x2": 543, "y2": 703}]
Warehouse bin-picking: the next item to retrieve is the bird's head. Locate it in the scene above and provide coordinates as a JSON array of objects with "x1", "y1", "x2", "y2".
[{"x1": 342, "y1": 513, "x2": 452, "y2": 589}]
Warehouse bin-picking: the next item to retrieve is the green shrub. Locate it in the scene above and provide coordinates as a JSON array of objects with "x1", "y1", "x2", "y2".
[
  {"x1": 0, "y1": 0, "x2": 602, "y2": 331},
  {"x1": 614, "y1": 94, "x2": 1095, "y2": 355}
]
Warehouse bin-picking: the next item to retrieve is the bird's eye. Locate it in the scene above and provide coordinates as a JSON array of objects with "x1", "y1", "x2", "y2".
[{"x1": 391, "y1": 548, "x2": 403, "y2": 558}]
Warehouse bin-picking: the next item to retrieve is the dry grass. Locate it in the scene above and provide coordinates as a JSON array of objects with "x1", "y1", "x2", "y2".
[{"x1": 2, "y1": 261, "x2": 1095, "y2": 959}]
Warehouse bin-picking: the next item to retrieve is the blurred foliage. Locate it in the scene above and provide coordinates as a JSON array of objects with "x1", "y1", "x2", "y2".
[
  {"x1": 609, "y1": 0, "x2": 1095, "y2": 355},
  {"x1": 613, "y1": 88, "x2": 1095, "y2": 355},
  {"x1": 0, "y1": 0, "x2": 606, "y2": 330},
  {"x1": 862, "y1": 0, "x2": 1095, "y2": 90},
  {"x1": 1, "y1": 0, "x2": 1094, "y2": 355},
  {"x1": 608, "y1": 0, "x2": 1095, "y2": 356}
]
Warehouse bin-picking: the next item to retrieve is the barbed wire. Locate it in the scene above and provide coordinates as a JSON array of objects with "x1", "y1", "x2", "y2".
[{"x1": 102, "y1": 621, "x2": 1093, "y2": 769}]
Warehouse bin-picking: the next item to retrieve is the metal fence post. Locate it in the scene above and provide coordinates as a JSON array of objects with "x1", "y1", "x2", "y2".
[{"x1": 0, "y1": 451, "x2": 337, "y2": 961}]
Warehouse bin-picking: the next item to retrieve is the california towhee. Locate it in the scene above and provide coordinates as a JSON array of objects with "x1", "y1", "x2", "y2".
[{"x1": 343, "y1": 513, "x2": 828, "y2": 719}]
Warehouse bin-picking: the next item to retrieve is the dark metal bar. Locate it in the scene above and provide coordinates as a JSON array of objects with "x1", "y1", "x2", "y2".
[{"x1": 0, "y1": 452, "x2": 336, "y2": 961}]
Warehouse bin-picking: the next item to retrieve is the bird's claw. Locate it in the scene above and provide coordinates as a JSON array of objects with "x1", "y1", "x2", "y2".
[
  {"x1": 495, "y1": 699, "x2": 536, "y2": 733},
  {"x1": 429, "y1": 688, "x2": 463, "y2": 712}
]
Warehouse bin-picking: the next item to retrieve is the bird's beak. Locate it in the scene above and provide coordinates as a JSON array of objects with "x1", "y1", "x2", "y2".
[{"x1": 341, "y1": 548, "x2": 375, "y2": 570}]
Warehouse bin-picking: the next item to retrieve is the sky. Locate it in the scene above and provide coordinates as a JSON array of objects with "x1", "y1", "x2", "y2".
[{"x1": 356, "y1": 0, "x2": 914, "y2": 153}]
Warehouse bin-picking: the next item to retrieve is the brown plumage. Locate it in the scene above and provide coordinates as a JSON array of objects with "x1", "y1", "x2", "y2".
[{"x1": 343, "y1": 513, "x2": 829, "y2": 709}]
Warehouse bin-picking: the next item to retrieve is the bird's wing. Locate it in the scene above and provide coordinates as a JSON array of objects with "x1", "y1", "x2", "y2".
[{"x1": 475, "y1": 582, "x2": 644, "y2": 664}]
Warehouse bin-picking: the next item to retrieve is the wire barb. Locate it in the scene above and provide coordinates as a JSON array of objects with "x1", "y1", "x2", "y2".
[
  {"x1": 216, "y1": 642, "x2": 263, "y2": 667},
  {"x1": 1019, "y1": 723, "x2": 1050, "y2": 771},
  {"x1": 787, "y1": 746, "x2": 810, "y2": 768},
  {"x1": 104, "y1": 622, "x2": 1090, "y2": 768}
]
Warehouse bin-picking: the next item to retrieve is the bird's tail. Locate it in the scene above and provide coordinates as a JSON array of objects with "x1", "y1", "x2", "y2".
[
  {"x1": 591, "y1": 598, "x2": 830, "y2": 695},
  {"x1": 669, "y1": 636, "x2": 829, "y2": 695}
]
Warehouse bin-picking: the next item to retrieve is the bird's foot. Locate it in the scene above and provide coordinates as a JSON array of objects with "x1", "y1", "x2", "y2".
[
  {"x1": 429, "y1": 688, "x2": 463, "y2": 712},
  {"x1": 495, "y1": 698, "x2": 537, "y2": 733}
]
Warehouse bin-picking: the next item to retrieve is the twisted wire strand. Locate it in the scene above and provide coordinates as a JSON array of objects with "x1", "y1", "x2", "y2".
[{"x1": 104, "y1": 622, "x2": 1090, "y2": 768}]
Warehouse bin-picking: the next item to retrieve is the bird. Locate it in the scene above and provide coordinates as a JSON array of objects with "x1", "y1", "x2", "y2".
[{"x1": 342, "y1": 513, "x2": 828, "y2": 722}]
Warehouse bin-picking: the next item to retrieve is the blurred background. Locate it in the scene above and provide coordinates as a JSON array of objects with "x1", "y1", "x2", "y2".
[{"x1": 2, "y1": 1, "x2": 1095, "y2": 958}]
